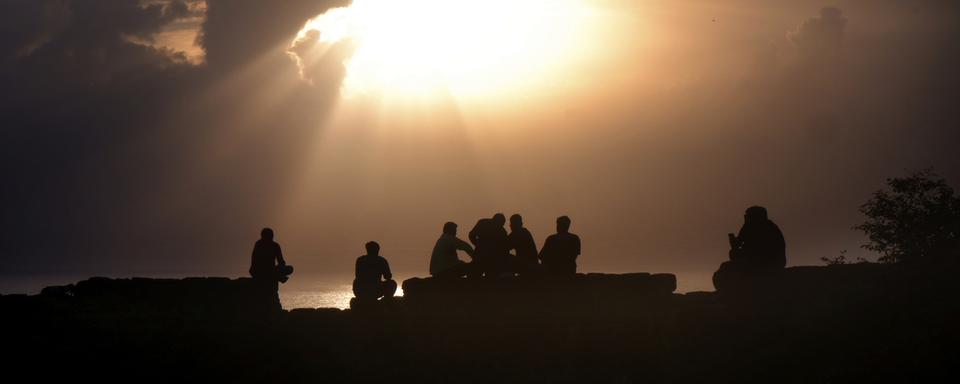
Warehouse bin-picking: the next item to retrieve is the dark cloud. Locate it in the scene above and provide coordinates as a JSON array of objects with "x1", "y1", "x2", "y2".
[
  {"x1": 0, "y1": 0, "x2": 190, "y2": 92},
  {"x1": 0, "y1": 0, "x2": 349, "y2": 274},
  {"x1": 199, "y1": 0, "x2": 349, "y2": 70},
  {"x1": 0, "y1": 0, "x2": 69, "y2": 61}
]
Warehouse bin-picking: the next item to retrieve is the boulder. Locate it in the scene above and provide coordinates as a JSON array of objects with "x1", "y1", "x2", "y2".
[
  {"x1": 37, "y1": 277, "x2": 277, "y2": 317},
  {"x1": 401, "y1": 272, "x2": 676, "y2": 309}
]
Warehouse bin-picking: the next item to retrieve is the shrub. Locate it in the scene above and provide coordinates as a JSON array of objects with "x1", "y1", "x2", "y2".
[{"x1": 855, "y1": 169, "x2": 960, "y2": 264}]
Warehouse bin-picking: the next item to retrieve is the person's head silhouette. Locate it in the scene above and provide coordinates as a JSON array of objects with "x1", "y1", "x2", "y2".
[
  {"x1": 557, "y1": 216, "x2": 571, "y2": 233},
  {"x1": 744, "y1": 206, "x2": 768, "y2": 223},
  {"x1": 510, "y1": 214, "x2": 523, "y2": 231},
  {"x1": 493, "y1": 213, "x2": 506, "y2": 226},
  {"x1": 365, "y1": 241, "x2": 380, "y2": 256},
  {"x1": 443, "y1": 222, "x2": 458, "y2": 236},
  {"x1": 261, "y1": 227, "x2": 274, "y2": 241}
]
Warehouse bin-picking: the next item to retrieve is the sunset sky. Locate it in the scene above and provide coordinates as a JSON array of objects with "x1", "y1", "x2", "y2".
[{"x1": 1, "y1": 0, "x2": 958, "y2": 278}]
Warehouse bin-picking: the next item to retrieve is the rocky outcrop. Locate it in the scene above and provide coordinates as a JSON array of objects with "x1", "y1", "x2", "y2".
[
  {"x1": 3, "y1": 264, "x2": 959, "y2": 382},
  {"x1": 36, "y1": 276, "x2": 275, "y2": 317},
  {"x1": 401, "y1": 272, "x2": 677, "y2": 310},
  {"x1": 713, "y1": 263, "x2": 900, "y2": 295}
]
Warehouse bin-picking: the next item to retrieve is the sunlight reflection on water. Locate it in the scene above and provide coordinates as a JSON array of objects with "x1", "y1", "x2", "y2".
[
  {"x1": 278, "y1": 275, "x2": 408, "y2": 310},
  {"x1": 280, "y1": 284, "x2": 407, "y2": 310},
  {"x1": 280, "y1": 286, "x2": 354, "y2": 310}
]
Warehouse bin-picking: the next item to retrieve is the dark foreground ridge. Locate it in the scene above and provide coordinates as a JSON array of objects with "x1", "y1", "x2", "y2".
[{"x1": 3, "y1": 264, "x2": 959, "y2": 382}]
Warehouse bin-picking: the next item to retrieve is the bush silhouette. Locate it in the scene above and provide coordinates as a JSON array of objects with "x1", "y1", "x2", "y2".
[{"x1": 855, "y1": 169, "x2": 960, "y2": 264}]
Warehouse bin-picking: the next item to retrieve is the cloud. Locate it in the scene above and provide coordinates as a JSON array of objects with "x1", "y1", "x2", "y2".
[
  {"x1": 0, "y1": 0, "x2": 349, "y2": 274},
  {"x1": 788, "y1": 7, "x2": 847, "y2": 56},
  {"x1": 199, "y1": 0, "x2": 349, "y2": 70},
  {"x1": 287, "y1": 27, "x2": 353, "y2": 86},
  {"x1": 0, "y1": 0, "x2": 199, "y2": 101}
]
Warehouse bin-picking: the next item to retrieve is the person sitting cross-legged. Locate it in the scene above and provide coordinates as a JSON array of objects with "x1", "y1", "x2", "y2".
[
  {"x1": 508, "y1": 214, "x2": 539, "y2": 276},
  {"x1": 713, "y1": 206, "x2": 786, "y2": 293},
  {"x1": 540, "y1": 216, "x2": 581, "y2": 276},
  {"x1": 353, "y1": 241, "x2": 398, "y2": 302},
  {"x1": 469, "y1": 213, "x2": 510, "y2": 277},
  {"x1": 430, "y1": 221, "x2": 475, "y2": 279}
]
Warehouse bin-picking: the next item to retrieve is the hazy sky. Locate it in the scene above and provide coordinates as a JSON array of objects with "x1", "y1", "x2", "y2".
[{"x1": 1, "y1": 0, "x2": 958, "y2": 277}]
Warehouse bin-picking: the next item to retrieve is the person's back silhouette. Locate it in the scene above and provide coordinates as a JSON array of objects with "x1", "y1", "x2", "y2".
[
  {"x1": 508, "y1": 214, "x2": 539, "y2": 276},
  {"x1": 249, "y1": 228, "x2": 292, "y2": 312},
  {"x1": 713, "y1": 206, "x2": 786, "y2": 292},
  {"x1": 353, "y1": 241, "x2": 398, "y2": 301},
  {"x1": 540, "y1": 216, "x2": 581, "y2": 276},
  {"x1": 731, "y1": 206, "x2": 786, "y2": 269},
  {"x1": 430, "y1": 222, "x2": 475, "y2": 278},
  {"x1": 469, "y1": 213, "x2": 509, "y2": 277}
]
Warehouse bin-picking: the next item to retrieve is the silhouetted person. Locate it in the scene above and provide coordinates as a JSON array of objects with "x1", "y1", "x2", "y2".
[
  {"x1": 713, "y1": 206, "x2": 787, "y2": 292},
  {"x1": 540, "y1": 216, "x2": 581, "y2": 276},
  {"x1": 250, "y1": 228, "x2": 291, "y2": 312},
  {"x1": 508, "y1": 214, "x2": 539, "y2": 276},
  {"x1": 469, "y1": 213, "x2": 510, "y2": 277},
  {"x1": 353, "y1": 241, "x2": 398, "y2": 301},
  {"x1": 732, "y1": 206, "x2": 786, "y2": 269},
  {"x1": 430, "y1": 222, "x2": 475, "y2": 278}
]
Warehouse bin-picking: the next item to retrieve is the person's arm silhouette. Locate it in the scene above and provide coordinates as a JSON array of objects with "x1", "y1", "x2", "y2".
[
  {"x1": 525, "y1": 231, "x2": 536, "y2": 255},
  {"x1": 249, "y1": 242, "x2": 257, "y2": 277},
  {"x1": 382, "y1": 257, "x2": 393, "y2": 281},
  {"x1": 275, "y1": 242, "x2": 286, "y2": 267},
  {"x1": 507, "y1": 232, "x2": 518, "y2": 256},
  {"x1": 355, "y1": 257, "x2": 362, "y2": 281},
  {"x1": 728, "y1": 233, "x2": 739, "y2": 250},
  {"x1": 456, "y1": 238, "x2": 475, "y2": 259},
  {"x1": 468, "y1": 220, "x2": 482, "y2": 246},
  {"x1": 573, "y1": 235, "x2": 581, "y2": 261},
  {"x1": 539, "y1": 236, "x2": 553, "y2": 264}
]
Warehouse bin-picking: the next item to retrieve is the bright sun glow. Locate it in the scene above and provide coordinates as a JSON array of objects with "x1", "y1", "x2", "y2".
[{"x1": 291, "y1": 0, "x2": 593, "y2": 101}]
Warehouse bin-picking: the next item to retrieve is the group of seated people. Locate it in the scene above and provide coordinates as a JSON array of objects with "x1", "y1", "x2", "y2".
[
  {"x1": 431, "y1": 214, "x2": 582, "y2": 280},
  {"x1": 249, "y1": 214, "x2": 582, "y2": 304},
  {"x1": 250, "y1": 205, "x2": 787, "y2": 305},
  {"x1": 350, "y1": 214, "x2": 583, "y2": 302}
]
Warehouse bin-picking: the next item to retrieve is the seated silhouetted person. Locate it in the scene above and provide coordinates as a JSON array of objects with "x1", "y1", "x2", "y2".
[
  {"x1": 508, "y1": 214, "x2": 539, "y2": 276},
  {"x1": 713, "y1": 206, "x2": 786, "y2": 292},
  {"x1": 353, "y1": 241, "x2": 398, "y2": 302},
  {"x1": 540, "y1": 216, "x2": 581, "y2": 276},
  {"x1": 469, "y1": 213, "x2": 510, "y2": 277},
  {"x1": 249, "y1": 228, "x2": 292, "y2": 312},
  {"x1": 430, "y1": 222, "x2": 475, "y2": 279}
]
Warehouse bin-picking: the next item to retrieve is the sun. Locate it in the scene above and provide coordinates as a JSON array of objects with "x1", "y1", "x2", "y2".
[{"x1": 290, "y1": 0, "x2": 593, "y2": 101}]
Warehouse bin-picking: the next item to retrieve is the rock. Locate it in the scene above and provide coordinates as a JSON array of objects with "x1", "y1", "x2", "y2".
[
  {"x1": 3, "y1": 264, "x2": 958, "y2": 383},
  {"x1": 40, "y1": 284, "x2": 74, "y2": 298},
  {"x1": 289, "y1": 307, "x2": 342, "y2": 315},
  {"x1": 349, "y1": 296, "x2": 403, "y2": 312},
  {"x1": 37, "y1": 276, "x2": 277, "y2": 317},
  {"x1": 712, "y1": 262, "x2": 909, "y2": 310},
  {"x1": 401, "y1": 272, "x2": 677, "y2": 310}
]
